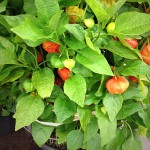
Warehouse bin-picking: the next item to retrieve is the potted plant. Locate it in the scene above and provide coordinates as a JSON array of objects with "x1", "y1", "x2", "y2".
[
  {"x1": 0, "y1": 0, "x2": 150, "y2": 149},
  {"x1": 0, "y1": 81, "x2": 18, "y2": 136}
]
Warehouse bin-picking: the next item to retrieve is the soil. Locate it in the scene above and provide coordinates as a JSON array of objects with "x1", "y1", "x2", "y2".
[
  {"x1": 47, "y1": 138, "x2": 66, "y2": 150},
  {"x1": 0, "y1": 128, "x2": 42, "y2": 150},
  {"x1": 0, "y1": 115, "x2": 67, "y2": 150},
  {"x1": 0, "y1": 115, "x2": 42, "y2": 150}
]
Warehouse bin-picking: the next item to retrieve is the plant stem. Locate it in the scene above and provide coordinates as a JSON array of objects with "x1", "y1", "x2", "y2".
[
  {"x1": 39, "y1": 45, "x2": 46, "y2": 67},
  {"x1": 125, "y1": 121, "x2": 133, "y2": 137}
]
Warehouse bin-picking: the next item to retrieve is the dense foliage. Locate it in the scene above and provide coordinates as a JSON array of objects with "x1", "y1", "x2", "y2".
[{"x1": 0, "y1": 0, "x2": 150, "y2": 149}]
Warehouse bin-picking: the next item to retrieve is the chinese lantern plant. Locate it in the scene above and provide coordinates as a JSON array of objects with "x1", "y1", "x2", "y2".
[{"x1": 0, "y1": 0, "x2": 150, "y2": 150}]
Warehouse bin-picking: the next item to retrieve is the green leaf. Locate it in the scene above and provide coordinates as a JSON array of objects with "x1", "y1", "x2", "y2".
[
  {"x1": 47, "y1": 85, "x2": 63, "y2": 102},
  {"x1": 77, "y1": 106, "x2": 92, "y2": 131},
  {"x1": 1, "y1": 108, "x2": 10, "y2": 116},
  {"x1": 64, "y1": 34, "x2": 86, "y2": 50},
  {"x1": 32, "y1": 67, "x2": 54, "y2": 98},
  {"x1": 56, "y1": 123, "x2": 76, "y2": 144},
  {"x1": 0, "y1": 0, "x2": 7, "y2": 13},
  {"x1": 65, "y1": 24, "x2": 85, "y2": 43},
  {"x1": 0, "y1": 84, "x2": 11, "y2": 100},
  {"x1": 127, "y1": 0, "x2": 145, "y2": 1},
  {"x1": 0, "y1": 15, "x2": 10, "y2": 31},
  {"x1": 106, "y1": 127, "x2": 127, "y2": 149},
  {"x1": 9, "y1": 0, "x2": 23, "y2": 8},
  {"x1": 86, "y1": 74, "x2": 102, "y2": 91},
  {"x1": 0, "y1": 66, "x2": 18, "y2": 81},
  {"x1": 11, "y1": 18, "x2": 50, "y2": 47},
  {"x1": 56, "y1": 125, "x2": 68, "y2": 144},
  {"x1": 84, "y1": 117, "x2": 99, "y2": 143},
  {"x1": 116, "y1": 102, "x2": 143, "y2": 120},
  {"x1": 85, "y1": 0, "x2": 109, "y2": 23},
  {"x1": 17, "y1": 48, "x2": 27, "y2": 63},
  {"x1": 76, "y1": 48, "x2": 113, "y2": 76},
  {"x1": 4, "y1": 15, "x2": 31, "y2": 27},
  {"x1": 1, "y1": 68, "x2": 24, "y2": 84},
  {"x1": 114, "y1": 12, "x2": 150, "y2": 37},
  {"x1": 59, "y1": 0, "x2": 80, "y2": 6},
  {"x1": 85, "y1": 31, "x2": 100, "y2": 53},
  {"x1": 94, "y1": 35, "x2": 110, "y2": 48},
  {"x1": 40, "y1": 104, "x2": 53, "y2": 120},
  {"x1": 102, "y1": 40, "x2": 139, "y2": 59},
  {"x1": 95, "y1": 75, "x2": 109, "y2": 97},
  {"x1": 122, "y1": 135, "x2": 142, "y2": 150},
  {"x1": 87, "y1": 133, "x2": 101, "y2": 150},
  {"x1": 103, "y1": 93, "x2": 123, "y2": 122},
  {"x1": 121, "y1": 60, "x2": 150, "y2": 76},
  {"x1": 23, "y1": 48, "x2": 37, "y2": 66},
  {"x1": 64, "y1": 74, "x2": 86, "y2": 107},
  {"x1": 48, "y1": 10, "x2": 62, "y2": 32},
  {"x1": 23, "y1": 0, "x2": 37, "y2": 15},
  {"x1": 138, "y1": 125, "x2": 148, "y2": 136},
  {"x1": 0, "y1": 36, "x2": 15, "y2": 51},
  {"x1": 56, "y1": 12, "x2": 69, "y2": 36},
  {"x1": 139, "y1": 110, "x2": 150, "y2": 129},
  {"x1": 72, "y1": 62, "x2": 93, "y2": 78},
  {"x1": 122, "y1": 85, "x2": 142, "y2": 100},
  {"x1": 84, "y1": 92, "x2": 101, "y2": 105},
  {"x1": 32, "y1": 122, "x2": 54, "y2": 147},
  {"x1": 13, "y1": 95, "x2": 44, "y2": 130},
  {"x1": 106, "y1": 0, "x2": 127, "y2": 17},
  {"x1": 0, "y1": 26, "x2": 8, "y2": 37},
  {"x1": 0, "y1": 36, "x2": 17, "y2": 64},
  {"x1": 96, "y1": 106, "x2": 117, "y2": 146},
  {"x1": 117, "y1": 145, "x2": 122, "y2": 150},
  {"x1": 67, "y1": 130, "x2": 84, "y2": 150},
  {"x1": 54, "y1": 93, "x2": 76, "y2": 123},
  {"x1": 35, "y1": 0, "x2": 60, "y2": 24},
  {"x1": 0, "y1": 65, "x2": 3, "y2": 71}
]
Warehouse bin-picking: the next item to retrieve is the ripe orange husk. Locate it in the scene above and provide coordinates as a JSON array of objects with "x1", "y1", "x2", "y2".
[
  {"x1": 42, "y1": 41, "x2": 60, "y2": 53},
  {"x1": 37, "y1": 52, "x2": 43, "y2": 63},
  {"x1": 128, "y1": 76, "x2": 138, "y2": 83},
  {"x1": 140, "y1": 44, "x2": 150, "y2": 64},
  {"x1": 58, "y1": 68, "x2": 71, "y2": 81},
  {"x1": 106, "y1": 76, "x2": 129, "y2": 94},
  {"x1": 124, "y1": 38, "x2": 138, "y2": 49}
]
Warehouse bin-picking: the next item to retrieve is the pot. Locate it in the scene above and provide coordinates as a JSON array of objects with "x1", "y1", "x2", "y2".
[{"x1": 0, "y1": 114, "x2": 15, "y2": 137}]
